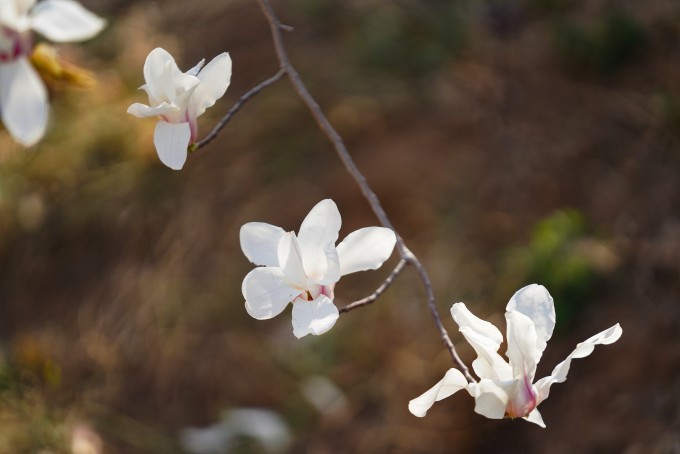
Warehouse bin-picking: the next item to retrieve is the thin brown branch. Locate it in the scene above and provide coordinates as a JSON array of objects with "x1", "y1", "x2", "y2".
[
  {"x1": 194, "y1": 69, "x2": 286, "y2": 151},
  {"x1": 339, "y1": 259, "x2": 407, "y2": 313},
  {"x1": 256, "y1": 0, "x2": 474, "y2": 383}
]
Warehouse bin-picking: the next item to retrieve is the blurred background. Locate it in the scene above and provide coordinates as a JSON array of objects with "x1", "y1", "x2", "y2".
[{"x1": 0, "y1": 0, "x2": 678, "y2": 452}]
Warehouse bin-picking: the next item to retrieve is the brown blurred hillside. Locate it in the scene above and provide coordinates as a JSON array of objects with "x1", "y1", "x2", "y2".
[{"x1": 0, "y1": 0, "x2": 678, "y2": 452}]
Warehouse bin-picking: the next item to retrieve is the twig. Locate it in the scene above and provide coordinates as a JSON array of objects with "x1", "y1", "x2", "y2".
[
  {"x1": 194, "y1": 69, "x2": 286, "y2": 150},
  {"x1": 256, "y1": 0, "x2": 474, "y2": 383},
  {"x1": 339, "y1": 259, "x2": 407, "y2": 313}
]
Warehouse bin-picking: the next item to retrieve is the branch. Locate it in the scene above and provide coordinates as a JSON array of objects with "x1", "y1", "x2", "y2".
[
  {"x1": 339, "y1": 259, "x2": 407, "y2": 313},
  {"x1": 194, "y1": 69, "x2": 286, "y2": 151},
  {"x1": 257, "y1": 0, "x2": 474, "y2": 383}
]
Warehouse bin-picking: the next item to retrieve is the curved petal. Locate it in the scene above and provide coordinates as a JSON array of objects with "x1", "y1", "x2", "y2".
[
  {"x1": 189, "y1": 52, "x2": 231, "y2": 119},
  {"x1": 336, "y1": 227, "x2": 396, "y2": 276},
  {"x1": 408, "y1": 368, "x2": 468, "y2": 417},
  {"x1": 534, "y1": 323, "x2": 622, "y2": 405},
  {"x1": 242, "y1": 267, "x2": 298, "y2": 320},
  {"x1": 30, "y1": 0, "x2": 105, "y2": 43},
  {"x1": 240, "y1": 222, "x2": 286, "y2": 267},
  {"x1": 505, "y1": 310, "x2": 539, "y2": 382},
  {"x1": 186, "y1": 58, "x2": 205, "y2": 77},
  {"x1": 153, "y1": 121, "x2": 190, "y2": 170},
  {"x1": 277, "y1": 232, "x2": 308, "y2": 289},
  {"x1": 127, "y1": 101, "x2": 177, "y2": 119},
  {"x1": 451, "y1": 303, "x2": 511, "y2": 382},
  {"x1": 467, "y1": 379, "x2": 509, "y2": 419},
  {"x1": 523, "y1": 408, "x2": 546, "y2": 428},
  {"x1": 297, "y1": 199, "x2": 341, "y2": 282},
  {"x1": 0, "y1": 58, "x2": 48, "y2": 147},
  {"x1": 291, "y1": 295, "x2": 338, "y2": 338},
  {"x1": 506, "y1": 284, "x2": 555, "y2": 360},
  {"x1": 142, "y1": 48, "x2": 198, "y2": 106}
]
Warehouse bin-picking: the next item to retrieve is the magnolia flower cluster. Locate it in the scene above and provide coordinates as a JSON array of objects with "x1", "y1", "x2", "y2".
[
  {"x1": 240, "y1": 199, "x2": 397, "y2": 338},
  {"x1": 409, "y1": 284, "x2": 622, "y2": 427},
  {"x1": 127, "y1": 47, "x2": 232, "y2": 170},
  {"x1": 0, "y1": 0, "x2": 104, "y2": 146}
]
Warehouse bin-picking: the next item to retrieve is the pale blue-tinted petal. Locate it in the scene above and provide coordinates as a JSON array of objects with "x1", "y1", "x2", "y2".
[
  {"x1": 505, "y1": 310, "x2": 540, "y2": 382},
  {"x1": 506, "y1": 284, "x2": 556, "y2": 360},
  {"x1": 291, "y1": 295, "x2": 338, "y2": 338},
  {"x1": 0, "y1": 58, "x2": 48, "y2": 146},
  {"x1": 534, "y1": 323, "x2": 622, "y2": 405},
  {"x1": 189, "y1": 52, "x2": 231, "y2": 119},
  {"x1": 277, "y1": 232, "x2": 308, "y2": 290},
  {"x1": 30, "y1": 0, "x2": 104, "y2": 42},
  {"x1": 242, "y1": 267, "x2": 298, "y2": 320},
  {"x1": 153, "y1": 121, "x2": 190, "y2": 170},
  {"x1": 336, "y1": 227, "x2": 396, "y2": 276},
  {"x1": 451, "y1": 303, "x2": 512, "y2": 382},
  {"x1": 408, "y1": 368, "x2": 468, "y2": 417},
  {"x1": 297, "y1": 199, "x2": 341, "y2": 282},
  {"x1": 186, "y1": 58, "x2": 205, "y2": 77},
  {"x1": 240, "y1": 222, "x2": 286, "y2": 267}
]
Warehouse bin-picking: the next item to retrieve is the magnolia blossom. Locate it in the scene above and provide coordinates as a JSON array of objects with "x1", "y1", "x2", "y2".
[
  {"x1": 127, "y1": 47, "x2": 232, "y2": 170},
  {"x1": 408, "y1": 284, "x2": 622, "y2": 427},
  {"x1": 240, "y1": 199, "x2": 397, "y2": 338},
  {"x1": 0, "y1": 0, "x2": 104, "y2": 146}
]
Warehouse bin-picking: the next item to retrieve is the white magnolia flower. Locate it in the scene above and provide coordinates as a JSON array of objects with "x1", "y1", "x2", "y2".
[
  {"x1": 408, "y1": 284, "x2": 622, "y2": 427},
  {"x1": 240, "y1": 199, "x2": 397, "y2": 338},
  {"x1": 0, "y1": 0, "x2": 104, "y2": 146},
  {"x1": 127, "y1": 47, "x2": 232, "y2": 170}
]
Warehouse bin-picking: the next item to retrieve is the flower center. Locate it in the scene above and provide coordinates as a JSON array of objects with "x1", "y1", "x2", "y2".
[
  {"x1": 296, "y1": 283, "x2": 335, "y2": 302},
  {"x1": 0, "y1": 26, "x2": 31, "y2": 63}
]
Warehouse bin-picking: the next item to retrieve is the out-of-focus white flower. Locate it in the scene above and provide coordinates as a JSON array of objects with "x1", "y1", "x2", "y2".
[
  {"x1": 127, "y1": 47, "x2": 231, "y2": 170},
  {"x1": 408, "y1": 284, "x2": 622, "y2": 427},
  {"x1": 0, "y1": 0, "x2": 104, "y2": 146},
  {"x1": 70, "y1": 424, "x2": 102, "y2": 454},
  {"x1": 240, "y1": 199, "x2": 397, "y2": 338},
  {"x1": 180, "y1": 408, "x2": 292, "y2": 454}
]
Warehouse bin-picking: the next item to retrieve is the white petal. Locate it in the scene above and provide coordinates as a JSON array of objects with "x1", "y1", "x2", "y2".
[
  {"x1": 467, "y1": 379, "x2": 509, "y2": 419},
  {"x1": 451, "y1": 303, "x2": 512, "y2": 382},
  {"x1": 30, "y1": 0, "x2": 105, "y2": 43},
  {"x1": 523, "y1": 408, "x2": 546, "y2": 428},
  {"x1": 142, "y1": 48, "x2": 198, "y2": 106},
  {"x1": 240, "y1": 222, "x2": 286, "y2": 267},
  {"x1": 153, "y1": 121, "x2": 190, "y2": 170},
  {"x1": 506, "y1": 284, "x2": 556, "y2": 360},
  {"x1": 0, "y1": 58, "x2": 48, "y2": 147},
  {"x1": 505, "y1": 310, "x2": 539, "y2": 382},
  {"x1": 127, "y1": 101, "x2": 177, "y2": 119},
  {"x1": 186, "y1": 58, "x2": 205, "y2": 77},
  {"x1": 277, "y1": 232, "x2": 308, "y2": 289},
  {"x1": 534, "y1": 323, "x2": 622, "y2": 404},
  {"x1": 408, "y1": 368, "x2": 468, "y2": 417},
  {"x1": 297, "y1": 199, "x2": 342, "y2": 282},
  {"x1": 242, "y1": 267, "x2": 298, "y2": 320},
  {"x1": 336, "y1": 227, "x2": 396, "y2": 276},
  {"x1": 291, "y1": 295, "x2": 339, "y2": 338},
  {"x1": 189, "y1": 52, "x2": 231, "y2": 119}
]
